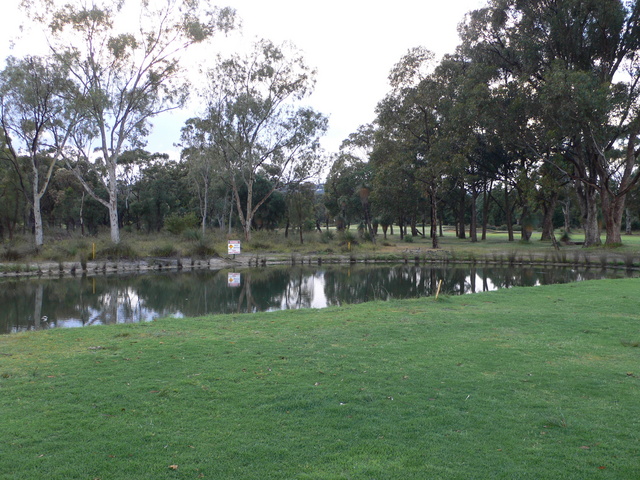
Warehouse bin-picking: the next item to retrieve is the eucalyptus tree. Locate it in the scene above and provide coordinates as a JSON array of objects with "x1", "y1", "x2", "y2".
[
  {"x1": 368, "y1": 133, "x2": 424, "y2": 240},
  {"x1": 180, "y1": 118, "x2": 227, "y2": 236},
  {"x1": 428, "y1": 54, "x2": 495, "y2": 242},
  {"x1": 324, "y1": 153, "x2": 372, "y2": 232},
  {"x1": 374, "y1": 47, "x2": 467, "y2": 248},
  {"x1": 284, "y1": 181, "x2": 316, "y2": 244},
  {"x1": 340, "y1": 124, "x2": 378, "y2": 241},
  {"x1": 22, "y1": 0, "x2": 236, "y2": 244},
  {"x1": 131, "y1": 158, "x2": 190, "y2": 232},
  {"x1": 0, "y1": 55, "x2": 74, "y2": 247},
  {"x1": 0, "y1": 145, "x2": 24, "y2": 241},
  {"x1": 194, "y1": 39, "x2": 328, "y2": 242},
  {"x1": 460, "y1": 0, "x2": 640, "y2": 246}
]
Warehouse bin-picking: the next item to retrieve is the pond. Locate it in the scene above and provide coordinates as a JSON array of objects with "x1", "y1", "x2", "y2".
[{"x1": 1, "y1": 264, "x2": 638, "y2": 333}]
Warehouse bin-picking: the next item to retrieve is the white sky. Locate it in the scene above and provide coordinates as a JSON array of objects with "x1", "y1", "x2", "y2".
[{"x1": 1, "y1": 0, "x2": 487, "y2": 157}]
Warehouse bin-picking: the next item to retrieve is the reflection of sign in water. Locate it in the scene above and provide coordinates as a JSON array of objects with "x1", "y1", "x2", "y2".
[
  {"x1": 228, "y1": 273, "x2": 241, "y2": 287},
  {"x1": 228, "y1": 240, "x2": 241, "y2": 255}
]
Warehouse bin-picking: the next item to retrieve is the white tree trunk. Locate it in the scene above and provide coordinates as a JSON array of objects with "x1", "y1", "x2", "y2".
[
  {"x1": 108, "y1": 163, "x2": 120, "y2": 244},
  {"x1": 33, "y1": 193, "x2": 44, "y2": 248},
  {"x1": 31, "y1": 155, "x2": 57, "y2": 248}
]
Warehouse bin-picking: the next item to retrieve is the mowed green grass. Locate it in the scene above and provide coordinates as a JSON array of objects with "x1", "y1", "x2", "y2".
[{"x1": 1, "y1": 279, "x2": 639, "y2": 479}]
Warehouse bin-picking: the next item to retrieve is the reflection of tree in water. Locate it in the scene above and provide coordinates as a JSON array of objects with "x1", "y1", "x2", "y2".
[
  {"x1": 1, "y1": 265, "x2": 637, "y2": 333},
  {"x1": 323, "y1": 266, "x2": 436, "y2": 305},
  {"x1": 0, "y1": 277, "x2": 91, "y2": 333},
  {"x1": 133, "y1": 268, "x2": 296, "y2": 315},
  {"x1": 322, "y1": 265, "x2": 478, "y2": 304},
  {"x1": 280, "y1": 268, "x2": 319, "y2": 310}
]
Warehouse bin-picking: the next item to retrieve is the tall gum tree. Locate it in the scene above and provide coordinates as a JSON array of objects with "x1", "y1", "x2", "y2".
[
  {"x1": 23, "y1": 0, "x2": 236, "y2": 244},
  {"x1": 460, "y1": 0, "x2": 640, "y2": 246},
  {"x1": 194, "y1": 39, "x2": 328, "y2": 242},
  {"x1": 0, "y1": 55, "x2": 75, "y2": 248},
  {"x1": 373, "y1": 47, "x2": 466, "y2": 248},
  {"x1": 180, "y1": 118, "x2": 228, "y2": 236}
]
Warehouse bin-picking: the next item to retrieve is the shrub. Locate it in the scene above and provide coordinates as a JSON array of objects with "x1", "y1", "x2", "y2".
[
  {"x1": 245, "y1": 230, "x2": 275, "y2": 251},
  {"x1": 97, "y1": 242, "x2": 138, "y2": 260},
  {"x1": 340, "y1": 230, "x2": 358, "y2": 245},
  {"x1": 150, "y1": 244, "x2": 179, "y2": 257},
  {"x1": 165, "y1": 213, "x2": 198, "y2": 235},
  {"x1": 318, "y1": 230, "x2": 335, "y2": 244},
  {"x1": 361, "y1": 231, "x2": 374, "y2": 242},
  {"x1": 1, "y1": 248, "x2": 23, "y2": 261},
  {"x1": 403, "y1": 235, "x2": 414, "y2": 243},
  {"x1": 183, "y1": 228, "x2": 203, "y2": 242},
  {"x1": 248, "y1": 241, "x2": 272, "y2": 250},
  {"x1": 189, "y1": 241, "x2": 217, "y2": 258}
]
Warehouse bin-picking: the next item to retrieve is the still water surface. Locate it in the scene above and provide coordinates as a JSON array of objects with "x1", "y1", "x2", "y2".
[{"x1": 1, "y1": 264, "x2": 637, "y2": 333}]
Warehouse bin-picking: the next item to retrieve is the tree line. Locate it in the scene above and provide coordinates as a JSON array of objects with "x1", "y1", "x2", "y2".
[
  {"x1": 2, "y1": 0, "x2": 640, "y2": 249},
  {"x1": 0, "y1": 0, "x2": 326, "y2": 247},
  {"x1": 331, "y1": 0, "x2": 640, "y2": 248}
]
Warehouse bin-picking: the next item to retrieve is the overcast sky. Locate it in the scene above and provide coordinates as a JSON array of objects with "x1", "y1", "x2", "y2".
[{"x1": 1, "y1": 0, "x2": 488, "y2": 157}]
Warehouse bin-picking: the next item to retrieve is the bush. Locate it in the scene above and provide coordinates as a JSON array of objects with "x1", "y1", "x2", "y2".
[
  {"x1": 361, "y1": 231, "x2": 374, "y2": 242},
  {"x1": 249, "y1": 241, "x2": 272, "y2": 250},
  {"x1": 318, "y1": 230, "x2": 335, "y2": 244},
  {"x1": 245, "y1": 230, "x2": 275, "y2": 251},
  {"x1": 183, "y1": 228, "x2": 203, "y2": 243},
  {"x1": 340, "y1": 230, "x2": 358, "y2": 245},
  {"x1": 2, "y1": 247, "x2": 23, "y2": 261},
  {"x1": 150, "y1": 243, "x2": 180, "y2": 257},
  {"x1": 97, "y1": 242, "x2": 138, "y2": 260},
  {"x1": 189, "y1": 241, "x2": 217, "y2": 258},
  {"x1": 403, "y1": 235, "x2": 414, "y2": 243},
  {"x1": 165, "y1": 213, "x2": 198, "y2": 235}
]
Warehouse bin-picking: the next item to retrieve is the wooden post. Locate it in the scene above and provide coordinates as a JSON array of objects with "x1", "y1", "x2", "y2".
[{"x1": 435, "y1": 279, "x2": 443, "y2": 300}]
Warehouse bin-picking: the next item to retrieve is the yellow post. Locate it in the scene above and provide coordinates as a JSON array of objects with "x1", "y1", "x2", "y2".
[
  {"x1": 435, "y1": 279, "x2": 443, "y2": 300},
  {"x1": 92, "y1": 243, "x2": 96, "y2": 260}
]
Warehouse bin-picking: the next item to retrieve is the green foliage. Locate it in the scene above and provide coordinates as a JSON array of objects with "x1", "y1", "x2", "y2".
[
  {"x1": 28, "y1": 1, "x2": 238, "y2": 244},
  {"x1": 181, "y1": 229, "x2": 216, "y2": 258},
  {"x1": 193, "y1": 38, "x2": 327, "y2": 241},
  {"x1": 164, "y1": 212, "x2": 198, "y2": 235},
  {"x1": 339, "y1": 229, "x2": 358, "y2": 246},
  {"x1": 182, "y1": 228, "x2": 203, "y2": 242},
  {"x1": 237, "y1": 176, "x2": 287, "y2": 230},
  {"x1": 96, "y1": 242, "x2": 138, "y2": 260},
  {"x1": 458, "y1": 0, "x2": 640, "y2": 246},
  {"x1": 149, "y1": 243, "x2": 179, "y2": 257},
  {"x1": 1, "y1": 247, "x2": 23, "y2": 261},
  {"x1": 188, "y1": 241, "x2": 217, "y2": 258},
  {"x1": 324, "y1": 154, "x2": 372, "y2": 227},
  {"x1": 318, "y1": 230, "x2": 335, "y2": 244}
]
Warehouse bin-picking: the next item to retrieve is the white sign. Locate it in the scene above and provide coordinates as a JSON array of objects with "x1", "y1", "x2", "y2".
[
  {"x1": 228, "y1": 240, "x2": 241, "y2": 255},
  {"x1": 228, "y1": 272, "x2": 241, "y2": 287}
]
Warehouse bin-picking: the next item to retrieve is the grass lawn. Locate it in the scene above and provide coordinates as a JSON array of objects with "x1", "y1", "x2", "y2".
[{"x1": 1, "y1": 278, "x2": 639, "y2": 479}]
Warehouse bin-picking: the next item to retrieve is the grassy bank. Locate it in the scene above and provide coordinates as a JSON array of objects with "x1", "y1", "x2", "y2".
[
  {"x1": 1, "y1": 278, "x2": 639, "y2": 479},
  {"x1": 2, "y1": 228, "x2": 640, "y2": 275}
]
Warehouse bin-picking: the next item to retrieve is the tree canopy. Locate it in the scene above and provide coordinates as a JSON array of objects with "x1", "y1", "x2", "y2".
[{"x1": 2, "y1": 0, "x2": 640, "y2": 247}]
